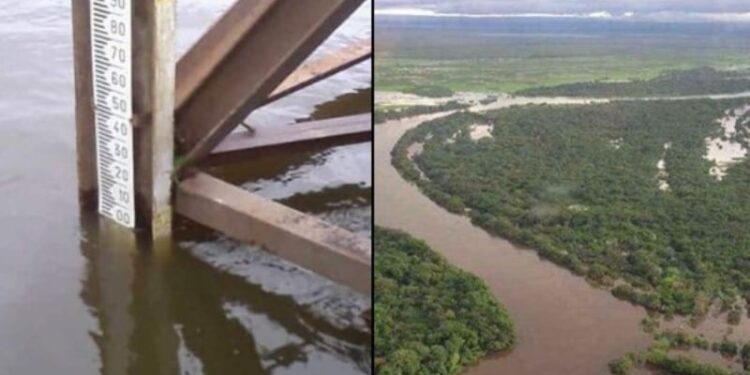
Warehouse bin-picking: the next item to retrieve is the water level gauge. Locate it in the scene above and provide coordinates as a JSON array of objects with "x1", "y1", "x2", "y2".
[{"x1": 91, "y1": 0, "x2": 134, "y2": 228}]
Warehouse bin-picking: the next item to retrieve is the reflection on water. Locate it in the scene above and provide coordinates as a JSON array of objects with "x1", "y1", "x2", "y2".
[
  {"x1": 0, "y1": 0, "x2": 371, "y2": 374},
  {"x1": 79, "y1": 211, "x2": 371, "y2": 375}
]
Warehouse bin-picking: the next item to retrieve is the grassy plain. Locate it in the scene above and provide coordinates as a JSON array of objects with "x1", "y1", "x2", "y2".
[{"x1": 376, "y1": 29, "x2": 750, "y2": 93}]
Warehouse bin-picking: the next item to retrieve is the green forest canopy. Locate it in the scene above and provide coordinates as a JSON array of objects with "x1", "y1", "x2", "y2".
[
  {"x1": 375, "y1": 101, "x2": 469, "y2": 124},
  {"x1": 374, "y1": 227, "x2": 514, "y2": 375},
  {"x1": 518, "y1": 67, "x2": 750, "y2": 98},
  {"x1": 392, "y1": 98, "x2": 750, "y2": 316},
  {"x1": 376, "y1": 27, "x2": 750, "y2": 93}
]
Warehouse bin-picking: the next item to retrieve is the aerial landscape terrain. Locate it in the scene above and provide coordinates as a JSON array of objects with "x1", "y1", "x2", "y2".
[{"x1": 374, "y1": 2, "x2": 750, "y2": 375}]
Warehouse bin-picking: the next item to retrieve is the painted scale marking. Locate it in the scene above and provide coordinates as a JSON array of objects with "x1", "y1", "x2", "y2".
[{"x1": 91, "y1": 0, "x2": 134, "y2": 228}]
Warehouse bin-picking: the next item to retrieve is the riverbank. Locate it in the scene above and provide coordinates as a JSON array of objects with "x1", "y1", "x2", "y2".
[
  {"x1": 374, "y1": 96, "x2": 652, "y2": 375},
  {"x1": 375, "y1": 92, "x2": 750, "y2": 374}
]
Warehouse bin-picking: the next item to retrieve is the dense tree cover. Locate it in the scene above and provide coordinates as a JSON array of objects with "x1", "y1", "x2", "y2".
[
  {"x1": 403, "y1": 85, "x2": 455, "y2": 98},
  {"x1": 375, "y1": 101, "x2": 469, "y2": 124},
  {"x1": 640, "y1": 317, "x2": 660, "y2": 333},
  {"x1": 374, "y1": 227, "x2": 515, "y2": 375},
  {"x1": 647, "y1": 354, "x2": 740, "y2": 375},
  {"x1": 392, "y1": 99, "x2": 750, "y2": 316},
  {"x1": 518, "y1": 68, "x2": 750, "y2": 98},
  {"x1": 609, "y1": 354, "x2": 636, "y2": 375},
  {"x1": 610, "y1": 333, "x2": 750, "y2": 375},
  {"x1": 653, "y1": 331, "x2": 710, "y2": 351},
  {"x1": 652, "y1": 331, "x2": 750, "y2": 370}
]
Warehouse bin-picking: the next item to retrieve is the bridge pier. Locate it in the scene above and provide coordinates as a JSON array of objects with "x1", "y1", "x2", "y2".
[
  {"x1": 132, "y1": 0, "x2": 176, "y2": 238},
  {"x1": 72, "y1": 0, "x2": 96, "y2": 207}
]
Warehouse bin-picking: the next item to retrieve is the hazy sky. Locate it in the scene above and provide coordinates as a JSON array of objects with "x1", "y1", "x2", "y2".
[{"x1": 375, "y1": 0, "x2": 750, "y2": 22}]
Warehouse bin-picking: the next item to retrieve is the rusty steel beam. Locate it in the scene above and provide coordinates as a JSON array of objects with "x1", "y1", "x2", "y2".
[
  {"x1": 175, "y1": 0, "x2": 365, "y2": 167},
  {"x1": 264, "y1": 38, "x2": 372, "y2": 105},
  {"x1": 210, "y1": 113, "x2": 371, "y2": 157},
  {"x1": 175, "y1": 0, "x2": 276, "y2": 111},
  {"x1": 175, "y1": 172, "x2": 372, "y2": 295},
  {"x1": 177, "y1": 3, "x2": 370, "y2": 111}
]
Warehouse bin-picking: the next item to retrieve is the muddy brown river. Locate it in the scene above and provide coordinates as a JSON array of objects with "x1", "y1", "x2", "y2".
[
  {"x1": 0, "y1": 1, "x2": 371, "y2": 374},
  {"x1": 374, "y1": 101, "x2": 656, "y2": 375}
]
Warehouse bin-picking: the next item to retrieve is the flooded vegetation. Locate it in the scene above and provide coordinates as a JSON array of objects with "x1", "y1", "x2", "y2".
[
  {"x1": 375, "y1": 99, "x2": 652, "y2": 375},
  {"x1": 467, "y1": 124, "x2": 493, "y2": 141},
  {"x1": 0, "y1": 1, "x2": 371, "y2": 374},
  {"x1": 374, "y1": 100, "x2": 468, "y2": 124},
  {"x1": 395, "y1": 99, "x2": 750, "y2": 317},
  {"x1": 382, "y1": 97, "x2": 750, "y2": 374},
  {"x1": 519, "y1": 68, "x2": 750, "y2": 98},
  {"x1": 705, "y1": 105, "x2": 750, "y2": 180},
  {"x1": 657, "y1": 142, "x2": 673, "y2": 191}
]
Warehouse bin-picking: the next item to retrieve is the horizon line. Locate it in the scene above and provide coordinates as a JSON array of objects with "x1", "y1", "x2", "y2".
[{"x1": 374, "y1": 7, "x2": 750, "y2": 23}]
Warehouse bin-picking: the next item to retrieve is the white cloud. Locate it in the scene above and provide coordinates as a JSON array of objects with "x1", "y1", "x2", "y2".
[
  {"x1": 374, "y1": 7, "x2": 438, "y2": 16},
  {"x1": 690, "y1": 12, "x2": 750, "y2": 22},
  {"x1": 623, "y1": 11, "x2": 635, "y2": 17},
  {"x1": 587, "y1": 11, "x2": 613, "y2": 18},
  {"x1": 376, "y1": 8, "x2": 616, "y2": 20},
  {"x1": 374, "y1": 0, "x2": 750, "y2": 16},
  {"x1": 640, "y1": 11, "x2": 750, "y2": 22}
]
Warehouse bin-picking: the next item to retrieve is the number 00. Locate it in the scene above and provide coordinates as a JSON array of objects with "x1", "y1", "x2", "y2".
[{"x1": 115, "y1": 209, "x2": 131, "y2": 224}]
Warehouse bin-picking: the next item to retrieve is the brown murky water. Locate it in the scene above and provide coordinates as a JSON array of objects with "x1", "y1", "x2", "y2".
[
  {"x1": 374, "y1": 107, "x2": 654, "y2": 375},
  {"x1": 0, "y1": 1, "x2": 371, "y2": 374}
]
